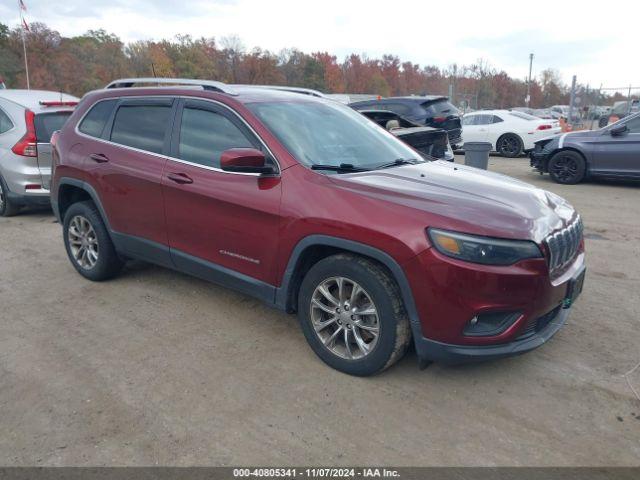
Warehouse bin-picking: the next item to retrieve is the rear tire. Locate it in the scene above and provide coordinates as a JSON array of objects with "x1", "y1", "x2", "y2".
[
  {"x1": 63, "y1": 201, "x2": 124, "y2": 281},
  {"x1": 548, "y1": 150, "x2": 586, "y2": 184},
  {"x1": 496, "y1": 133, "x2": 523, "y2": 158},
  {"x1": 297, "y1": 254, "x2": 411, "y2": 376},
  {"x1": 0, "y1": 175, "x2": 21, "y2": 217}
]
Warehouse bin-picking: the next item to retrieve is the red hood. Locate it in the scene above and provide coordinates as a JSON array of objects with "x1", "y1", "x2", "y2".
[{"x1": 328, "y1": 161, "x2": 578, "y2": 244}]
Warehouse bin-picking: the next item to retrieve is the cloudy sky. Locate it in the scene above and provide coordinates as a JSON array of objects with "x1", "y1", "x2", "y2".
[{"x1": 1, "y1": 0, "x2": 638, "y2": 91}]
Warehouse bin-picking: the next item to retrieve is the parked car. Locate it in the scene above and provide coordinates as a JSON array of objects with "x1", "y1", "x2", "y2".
[
  {"x1": 551, "y1": 105, "x2": 581, "y2": 123},
  {"x1": 0, "y1": 89, "x2": 78, "y2": 216},
  {"x1": 350, "y1": 96, "x2": 463, "y2": 149},
  {"x1": 51, "y1": 77, "x2": 585, "y2": 376},
  {"x1": 357, "y1": 109, "x2": 453, "y2": 161},
  {"x1": 461, "y1": 110, "x2": 562, "y2": 157},
  {"x1": 532, "y1": 108, "x2": 562, "y2": 120},
  {"x1": 598, "y1": 100, "x2": 639, "y2": 128},
  {"x1": 530, "y1": 112, "x2": 640, "y2": 184}
]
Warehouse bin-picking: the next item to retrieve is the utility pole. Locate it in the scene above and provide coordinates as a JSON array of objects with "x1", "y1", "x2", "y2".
[
  {"x1": 526, "y1": 53, "x2": 533, "y2": 108},
  {"x1": 568, "y1": 75, "x2": 577, "y2": 127},
  {"x1": 18, "y1": 0, "x2": 30, "y2": 89}
]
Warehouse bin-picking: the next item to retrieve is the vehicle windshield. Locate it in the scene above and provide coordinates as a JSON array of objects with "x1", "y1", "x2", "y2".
[{"x1": 247, "y1": 100, "x2": 421, "y2": 170}]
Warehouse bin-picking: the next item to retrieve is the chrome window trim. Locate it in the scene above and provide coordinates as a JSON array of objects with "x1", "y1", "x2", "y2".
[{"x1": 74, "y1": 95, "x2": 282, "y2": 177}]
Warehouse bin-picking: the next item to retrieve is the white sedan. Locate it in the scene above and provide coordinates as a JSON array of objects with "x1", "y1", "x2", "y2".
[{"x1": 461, "y1": 110, "x2": 562, "y2": 157}]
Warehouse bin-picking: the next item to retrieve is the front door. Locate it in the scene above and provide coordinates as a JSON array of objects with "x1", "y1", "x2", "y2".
[
  {"x1": 162, "y1": 98, "x2": 282, "y2": 294},
  {"x1": 593, "y1": 116, "x2": 640, "y2": 178}
]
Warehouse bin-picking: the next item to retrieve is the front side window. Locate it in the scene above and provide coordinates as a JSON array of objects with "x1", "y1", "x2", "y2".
[
  {"x1": 462, "y1": 115, "x2": 476, "y2": 126},
  {"x1": 248, "y1": 100, "x2": 419, "y2": 169},
  {"x1": 623, "y1": 115, "x2": 640, "y2": 133},
  {"x1": 0, "y1": 108, "x2": 13, "y2": 134},
  {"x1": 178, "y1": 107, "x2": 253, "y2": 168},
  {"x1": 79, "y1": 99, "x2": 117, "y2": 138},
  {"x1": 110, "y1": 103, "x2": 172, "y2": 154}
]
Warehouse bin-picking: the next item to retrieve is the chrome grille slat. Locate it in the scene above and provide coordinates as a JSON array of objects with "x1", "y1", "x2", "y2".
[{"x1": 545, "y1": 217, "x2": 583, "y2": 274}]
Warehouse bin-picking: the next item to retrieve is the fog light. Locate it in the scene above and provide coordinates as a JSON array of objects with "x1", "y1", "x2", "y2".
[{"x1": 463, "y1": 311, "x2": 522, "y2": 337}]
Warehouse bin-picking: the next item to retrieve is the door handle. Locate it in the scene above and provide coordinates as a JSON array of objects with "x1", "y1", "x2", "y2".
[
  {"x1": 167, "y1": 172, "x2": 193, "y2": 184},
  {"x1": 89, "y1": 153, "x2": 109, "y2": 163}
]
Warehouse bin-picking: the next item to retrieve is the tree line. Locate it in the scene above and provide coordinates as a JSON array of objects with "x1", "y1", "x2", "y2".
[{"x1": 0, "y1": 21, "x2": 602, "y2": 109}]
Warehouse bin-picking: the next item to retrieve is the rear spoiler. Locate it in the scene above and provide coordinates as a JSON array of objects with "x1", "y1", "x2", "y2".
[{"x1": 39, "y1": 101, "x2": 78, "y2": 108}]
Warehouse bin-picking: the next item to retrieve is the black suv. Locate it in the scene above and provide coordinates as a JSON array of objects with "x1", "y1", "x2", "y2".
[{"x1": 350, "y1": 96, "x2": 462, "y2": 148}]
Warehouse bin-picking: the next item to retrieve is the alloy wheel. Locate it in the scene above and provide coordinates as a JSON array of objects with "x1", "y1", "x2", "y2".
[
  {"x1": 68, "y1": 215, "x2": 99, "y2": 269},
  {"x1": 499, "y1": 136, "x2": 520, "y2": 156},
  {"x1": 310, "y1": 276, "x2": 380, "y2": 360},
  {"x1": 551, "y1": 156, "x2": 578, "y2": 183}
]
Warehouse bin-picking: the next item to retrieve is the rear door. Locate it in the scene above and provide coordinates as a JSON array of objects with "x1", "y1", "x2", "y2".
[
  {"x1": 82, "y1": 97, "x2": 176, "y2": 264},
  {"x1": 593, "y1": 116, "x2": 640, "y2": 178},
  {"x1": 162, "y1": 98, "x2": 282, "y2": 288},
  {"x1": 34, "y1": 110, "x2": 73, "y2": 189}
]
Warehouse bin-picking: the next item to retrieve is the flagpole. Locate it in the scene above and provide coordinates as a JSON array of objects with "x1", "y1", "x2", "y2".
[{"x1": 19, "y1": 1, "x2": 30, "y2": 89}]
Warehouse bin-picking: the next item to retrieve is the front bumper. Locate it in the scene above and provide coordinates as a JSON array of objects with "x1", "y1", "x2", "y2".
[
  {"x1": 529, "y1": 150, "x2": 549, "y2": 172},
  {"x1": 401, "y1": 245, "x2": 585, "y2": 364},
  {"x1": 414, "y1": 306, "x2": 569, "y2": 364}
]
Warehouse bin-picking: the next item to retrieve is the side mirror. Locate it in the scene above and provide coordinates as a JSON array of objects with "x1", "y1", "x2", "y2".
[
  {"x1": 610, "y1": 124, "x2": 628, "y2": 136},
  {"x1": 220, "y1": 148, "x2": 275, "y2": 174}
]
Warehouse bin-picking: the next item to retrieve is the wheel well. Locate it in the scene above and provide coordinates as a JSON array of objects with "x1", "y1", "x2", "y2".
[
  {"x1": 58, "y1": 184, "x2": 93, "y2": 220},
  {"x1": 284, "y1": 244, "x2": 396, "y2": 313}
]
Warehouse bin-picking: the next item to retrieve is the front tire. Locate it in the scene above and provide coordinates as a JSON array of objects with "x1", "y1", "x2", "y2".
[
  {"x1": 0, "y1": 174, "x2": 21, "y2": 217},
  {"x1": 63, "y1": 201, "x2": 124, "y2": 281},
  {"x1": 496, "y1": 133, "x2": 523, "y2": 158},
  {"x1": 548, "y1": 150, "x2": 586, "y2": 184},
  {"x1": 298, "y1": 254, "x2": 411, "y2": 376}
]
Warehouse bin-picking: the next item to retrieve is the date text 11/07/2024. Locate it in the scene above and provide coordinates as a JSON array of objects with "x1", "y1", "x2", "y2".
[{"x1": 232, "y1": 468, "x2": 401, "y2": 478}]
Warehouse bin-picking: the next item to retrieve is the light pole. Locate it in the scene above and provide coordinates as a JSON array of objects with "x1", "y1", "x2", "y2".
[{"x1": 526, "y1": 53, "x2": 533, "y2": 108}]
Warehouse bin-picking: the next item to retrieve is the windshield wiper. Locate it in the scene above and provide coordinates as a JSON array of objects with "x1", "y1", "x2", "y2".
[
  {"x1": 310, "y1": 163, "x2": 370, "y2": 173},
  {"x1": 374, "y1": 158, "x2": 422, "y2": 170}
]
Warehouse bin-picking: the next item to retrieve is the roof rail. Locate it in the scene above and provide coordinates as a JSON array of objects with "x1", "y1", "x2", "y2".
[
  {"x1": 232, "y1": 84, "x2": 326, "y2": 98},
  {"x1": 105, "y1": 78, "x2": 233, "y2": 94}
]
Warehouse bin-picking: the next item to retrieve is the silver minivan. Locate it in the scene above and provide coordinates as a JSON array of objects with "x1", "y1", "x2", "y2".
[{"x1": 0, "y1": 89, "x2": 78, "y2": 216}]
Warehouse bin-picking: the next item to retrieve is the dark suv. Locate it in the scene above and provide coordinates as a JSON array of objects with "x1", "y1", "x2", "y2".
[
  {"x1": 51, "y1": 78, "x2": 586, "y2": 376},
  {"x1": 350, "y1": 96, "x2": 463, "y2": 148}
]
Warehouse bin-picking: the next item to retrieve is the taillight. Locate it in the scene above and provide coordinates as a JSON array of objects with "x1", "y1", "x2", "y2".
[
  {"x1": 537, "y1": 124, "x2": 552, "y2": 130},
  {"x1": 433, "y1": 116, "x2": 447, "y2": 122},
  {"x1": 11, "y1": 109, "x2": 37, "y2": 157}
]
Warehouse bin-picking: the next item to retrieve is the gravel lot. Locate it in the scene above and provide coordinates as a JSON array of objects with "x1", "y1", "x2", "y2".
[{"x1": 1, "y1": 155, "x2": 639, "y2": 466}]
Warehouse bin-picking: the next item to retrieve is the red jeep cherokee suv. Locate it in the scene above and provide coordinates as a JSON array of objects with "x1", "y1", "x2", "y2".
[{"x1": 50, "y1": 78, "x2": 586, "y2": 376}]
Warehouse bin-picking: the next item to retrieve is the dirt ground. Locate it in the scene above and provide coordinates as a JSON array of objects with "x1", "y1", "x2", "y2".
[{"x1": 0, "y1": 155, "x2": 639, "y2": 466}]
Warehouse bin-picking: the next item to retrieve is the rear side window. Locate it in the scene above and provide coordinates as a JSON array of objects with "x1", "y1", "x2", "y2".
[
  {"x1": 422, "y1": 100, "x2": 459, "y2": 116},
  {"x1": 34, "y1": 111, "x2": 72, "y2": 143},
  {"x1": 0, "y1": 108, "x2": 13, "y2": 134},
  {"x1": 380, "y1": 103, "x2": 411, "y2": 115},
  {"x1": 110, "y1": 104, "x2": 172, "y2": 154},
  {"x1": 178, "y1": 107, "x2": 253, "y2": 168},
  {"x1": 78, "y1": 99, "x2": 117, "y2": 138}
]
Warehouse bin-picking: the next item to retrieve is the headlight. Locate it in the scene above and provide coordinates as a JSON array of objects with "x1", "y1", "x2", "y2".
[{"x1": 427, "y1": 228, "x2": 542, "y2": 265}]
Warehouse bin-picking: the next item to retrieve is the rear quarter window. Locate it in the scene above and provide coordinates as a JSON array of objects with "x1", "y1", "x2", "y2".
[
  {"x1": 0, "y1": 108, "x2": 13, "y2": 134},
  {"x1": 78, "y1": 99, "x2": 117, "y2": 138},
  {"x1": 34, "y1": 111, "x2": 73, "y2": 143}
]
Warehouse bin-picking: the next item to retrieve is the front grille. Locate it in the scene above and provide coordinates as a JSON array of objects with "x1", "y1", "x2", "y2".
[
  {"x1": 545, "y1": 217, "x2": 583, "y2": 273},
  {"x1": 516, "y1": 306, "x2": 561, "y2": 339}
]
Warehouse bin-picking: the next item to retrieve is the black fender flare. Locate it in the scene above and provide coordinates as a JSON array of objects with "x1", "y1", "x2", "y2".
[
  {"x1": 275, "y1": 235, "x2": 424, "y2": 341},
  {"x1": 54, "y1": 177, "x2": 113, "y2": 233}
]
